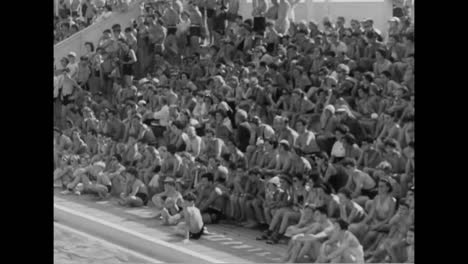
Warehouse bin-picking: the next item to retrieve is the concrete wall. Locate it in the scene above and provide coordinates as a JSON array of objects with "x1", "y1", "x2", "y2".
[{"x1": 54, "y1": 0, "x2": 143, "y2": 69}]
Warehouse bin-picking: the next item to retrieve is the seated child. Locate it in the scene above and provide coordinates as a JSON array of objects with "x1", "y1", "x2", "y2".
[
  {"x1": 174, "y1": 192, "x2": 205, "y2": 243},
  {"x1": 161, "y1": 197, "x2": 183, "y2": 225}
]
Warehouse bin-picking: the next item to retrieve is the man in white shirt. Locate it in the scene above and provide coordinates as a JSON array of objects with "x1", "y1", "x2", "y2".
[
  {"x1": 328, "y1": 32, "x2": 347, "y2": 55},
  {"x1": 330, "y1": 124, "x2": 348, "y2": 163},
  {"x1": 67, "y1": 52, "x2": 79, "y2": 80},
  {"x1": 153, "y1": 96, "x2": 170, "y2": 126},
  {"x1": 186, "y1": 126, "x2": 202, "y2": 157}
]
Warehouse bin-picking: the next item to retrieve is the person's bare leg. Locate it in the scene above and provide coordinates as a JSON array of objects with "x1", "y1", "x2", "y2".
[
  {"x1": 190, "y1": 36, "x2": 199, "y2": 55},
  {"x1": 228, "y1": 195, "x2": 236, "y2": 219},
  {"x1": 289, "y1": 240, "x2": 305, "y2": 263},
  {"x1": 400, "y1": 173, "x2": 413, "y2": 197},
  {"x1": 202, "y1": 213, "x2": 212, "y2": 224},
  {"x1": 152, "y1": 195, "x2": 164, "y2": 210},
  {"x1": 387, "y1": 240, "x2": 406, "y2": 263},
  {"x1": 297, "y1": 240, "x2": 315, "y2": 262},
  {"x1": 161, "y1": 208, "x2": 170, "y2": 224},
  {"x1": 353, "y1": 196, "x2": 370, "y2": 207},
  {"x1": 174, "y1": 222, "x2": 187, "y2": 237},
  {"x1": 252, "y1": 199, "x2": 265, "y2": 224},
  {"x1": 244, "y1": 200, "x2": 257, "y2": 225},
  {"x1": 365, "y1": 200, "x2": 373, "y2": 212},
  {"x1": 80, "y1": 174, "x2": 94, "y2": 192},
  {"x1": 264, "y1": 207, "x2": 272, "y2": 225},
  {"x1": 67, "y1": 174, "x2": 81, "y2": 190},
  {"x1": 126, "y1": 196, "x2": 144, "y2": 207},
  {"x1": 269, "y1": 208, "x2": 287, "y2": 232},
  {"x1": 316, "y1": 243, "x2": 331, "y2": 263},
  {"x1": 281, "y1": 240, "x2": 296, "y2": 262},
  {"x1": 94, "y1": 184, "x2": 109, "y2": 198},
  {"x1": 368, "y1": 239, "x2": 389, "y2": 263},
  {"x1": 362, "y1": 230, "x2": 379, "y2": 250},
  {"x1": 279, "y1": 211, "x2": 300, "y2": 234},
  {"x1": 238, "y1": 197, "x2": 246, "y2": 221}
]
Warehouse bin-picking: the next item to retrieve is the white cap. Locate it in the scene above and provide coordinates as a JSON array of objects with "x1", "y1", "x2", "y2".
[
  {"x1": 336, "y1": 107, "x2": 348, "y2": 114},
  {"x1": 371, "y1": 113, "x2": 378, "y2": 119},
  {"x1": 68, "y1": 52, "x2": 77, "y2": 58},
  {"x1": 138, "y1": 78, "x2": 149, "y2": 85},
  {"x1": 269, "y1": 176, "x2": 281, "y2": 187},
  {"x1": 93, "y1": 161, "x2": 106, "y2": 169},
  {"x1": 324, "y1": 105, "x2": 335, "y2": 114}
]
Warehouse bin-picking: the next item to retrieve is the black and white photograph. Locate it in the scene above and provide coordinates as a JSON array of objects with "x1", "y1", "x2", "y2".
[{"x1": 53, "y1": 0, "x2": 415, "y2": 263}]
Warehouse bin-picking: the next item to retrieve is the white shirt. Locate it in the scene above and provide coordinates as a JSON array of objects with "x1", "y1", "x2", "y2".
[
  {"x1": 330, "y1": 41, "x2": 348, "y2": 54},
  {"x1": 331, "y1": 140, "x2": 345, "y2": 158},
  {"x1": 54, "y1": 75, "x2": 64, "y2": 98},
  {"x1": 153, "y1": 105, "x2": 170, "y2": 126},
  {"x1": 67, "y1": 62, "x2": 79, "y2": 80},
  {"x1": 186, "y1": 135, "x2": 202, "y2": 157},
  {"x1": 177, "y1": 19, "x2": 191, "y2": 36},
  {"x1": 62, "y1": 74, "x2": 76, "y2": 96}
]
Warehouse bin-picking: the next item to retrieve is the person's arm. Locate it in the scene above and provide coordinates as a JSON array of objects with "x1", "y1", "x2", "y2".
[
  {"x1": 153, "y1": 105, "x2": 169, "y2": 120},
  {"x1": 281, "y1": 156, "x2": 292, "y2": 174},
  {"x1": 325, "y1": 238, "x2": 351, "y2": 260},
  {"x1": 361, "y1": 199, "x2": 376, "y2": 224},
  {"x1": 129, "y1": 182, "x2": 141, "y2": 197},
  {"x1": 357, "y1": 150, "x2": 366, "y2": 169},
  {"x1": 351, "y1": 176, "x2": 363, "y2": 198},
  {"x1": 214, "y1": 139, "x2": 222, "y2": 159},
  {"x1": 172, "y1": 157, "x2": 182, "y2": 177},
  {"x1": 264, "y1": 153, "x2": 278, "y2": 170},
  {"x1": 199, "y1": 190, "x2": 219, "y2": 211},
  {"x1": 242, "y1": 180, "x2": 253, "y2": 199},
  {"x1": 339, "y1": 202, "x2": 349, "y2": 223},
  {"x1": 275, "y1": 190, "x2": 293, "y2": 208},
  {"x1": 385, "y1": 125, "x2": 400, "y2": 142},
  {"x1": 123, "y1": 50, "x2": 137, "y2": 64},
  {"x1": 307, "y1": 224, "x2": 334, "y2": 240}
]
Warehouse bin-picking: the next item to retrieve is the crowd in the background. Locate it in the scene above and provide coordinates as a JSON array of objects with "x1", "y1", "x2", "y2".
[
  {"x1": 54, "y1": 0, "x2": 414, "y2": 263},
  {"x1": 54, "y1": 0, "x2": 134, "y2": 44}
]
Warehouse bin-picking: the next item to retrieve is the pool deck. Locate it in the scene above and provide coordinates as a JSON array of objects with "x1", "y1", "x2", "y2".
[{"x1": 54, "y1": 189, "x2": 287, "y2": 263}]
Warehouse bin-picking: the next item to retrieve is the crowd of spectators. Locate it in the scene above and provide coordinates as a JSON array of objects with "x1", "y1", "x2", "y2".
[
  {"x1": 54, "y1": 0, "x2": 134, "y2": 44},
  {"x1": 54, "y1": 0, "x2": 414, "y2": 263}
]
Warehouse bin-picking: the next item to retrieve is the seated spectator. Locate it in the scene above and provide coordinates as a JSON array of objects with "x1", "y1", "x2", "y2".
[
  {"x1": 265, "y1": 174, "x2": 306, "y2": 244},
  {"x1": 240, "y1": 169, "x2": 263, "y2": 228},
  {"x1": 118, "y1": 167, "x2": 149, "y2": 207},
  {"x1": 367, "y1": 199, "x2": 413, "y2": 262},
  {"x1": 282, "y1": 206, "x2": 335, "y2": 263},
  {"x1": 337, "y1": 188, "x2": 366, "y2": 224},
  {"x1": 342, "y1": 157, "x2": 377, "y2": 206},
  {"x1": 161, "y1": 197, "x2": 183, "y2": 226},
  {"x1": 316, "y1": 152, "x2": 349, "y2": 193},
  {"x1": 349, "y1": 179, "x2": 397, "y2": 252},
  {"x1": 173, "y1": 192, "x2": 205, "y2": 242},
  {"x1": 152, "y1": 176, "x2": 183, "y2": 213},
  {"x1": 80, "y1": 161, "x2": 112, "y2": 199},
  {"x1": 196, "y1": 172, "x2": 227, "y2": 224},
  {"x1": 317, "y1": 218, "x2": 365, "y2": 263}
]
